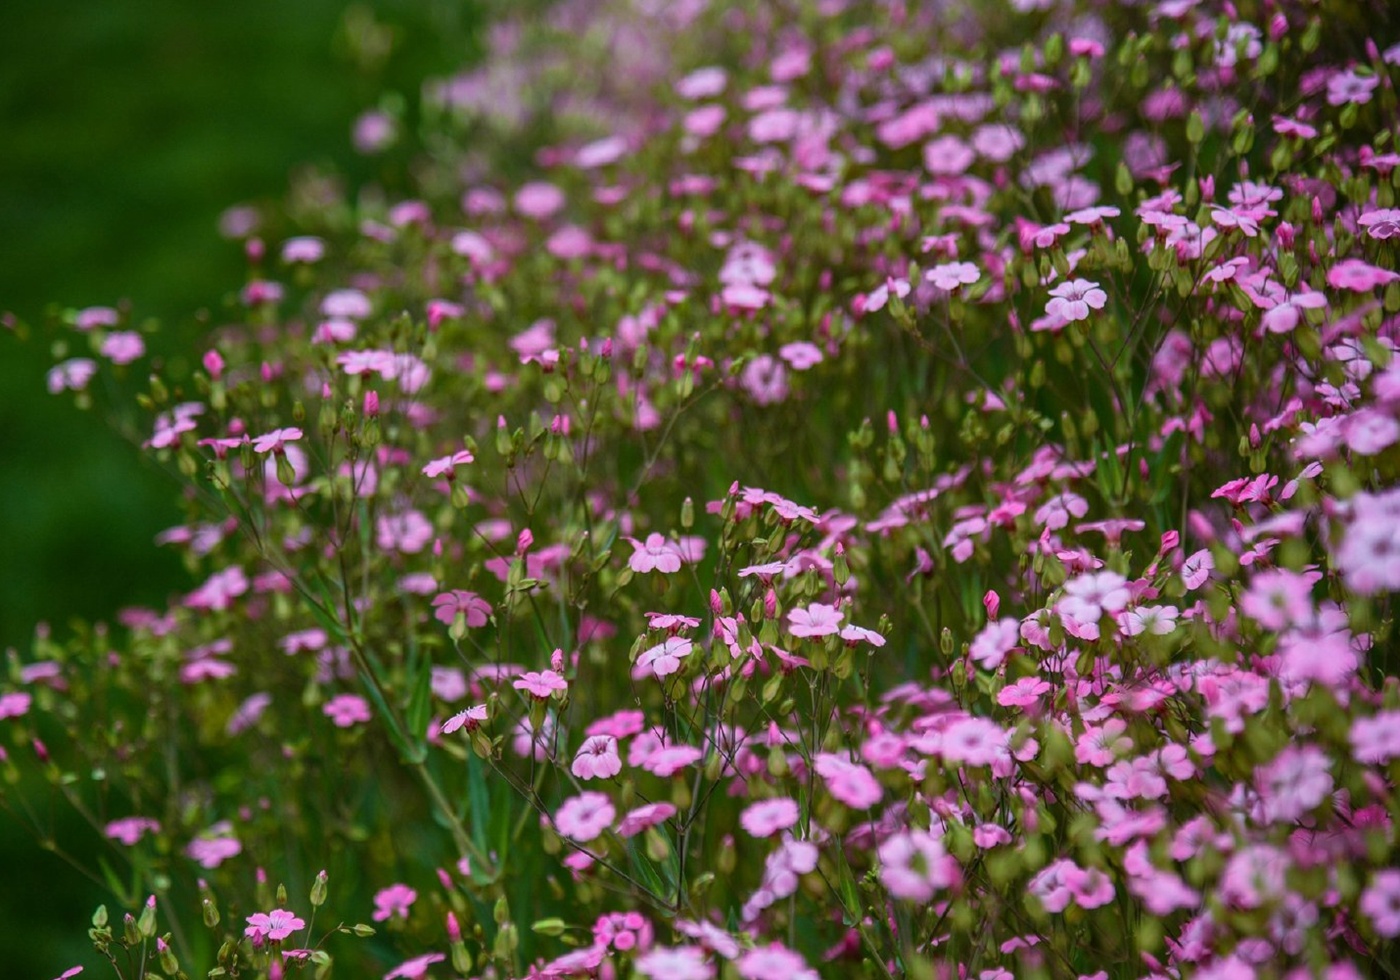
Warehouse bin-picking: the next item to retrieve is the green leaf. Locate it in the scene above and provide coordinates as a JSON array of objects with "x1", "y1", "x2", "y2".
[{"x1": 405, "y1": 655, "x2": 433, "y2": 749}]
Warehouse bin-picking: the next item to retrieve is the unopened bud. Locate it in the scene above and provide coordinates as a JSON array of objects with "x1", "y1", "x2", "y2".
[
  {"x1": 203, "y1": 349, "x2": 225, "y2": 380},
  {"x1": 447, "y1": 911, "x2": 462, "y2": 943},
  {"x1": 983, "y1": 590, "x2": 1000, "y2": 619},
  {"x1": 363, "y1": 390, "x2": 379, "y2": 416},
  {"x1": 310, "y1": 870, "x2": 328, "y2": 908}
]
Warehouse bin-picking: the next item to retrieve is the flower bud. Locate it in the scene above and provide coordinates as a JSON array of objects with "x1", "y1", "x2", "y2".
[
  {"x1": 203, "y1": 349, "x2": 225, "y2": 380},
  {"x1": 311, "y1": 869, "x2": 328, "y2": 908}
]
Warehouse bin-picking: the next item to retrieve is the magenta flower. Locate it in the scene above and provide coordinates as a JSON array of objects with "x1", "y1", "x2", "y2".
[
  {"x1": 1351, "y1": 711, "x2": 1400, "y2": 764},
  {"x1": 572, "y1": 735, "x2": 623, "y2": 780},
  {"x1": 244, "y1": 908, "x2": 305, "y2": 943},
  {"x1": 554, "y1": 791, "x2": 615, "y2": 842},
  {"x1": 787, "y1": 602, "x2": 843, "y2": 638},
  {"x1": 323, "y1": 694, "x2": 372, "y2": 728},
  {"x1": 1045, "y1": 279, "x2": 1107, "y2": 322},
  {"x1": 372, "y1": 883, "x2": 418, "y2": 922},
  {"x1": 628, "y1": 533, "x2": 683, "y2": 574}
]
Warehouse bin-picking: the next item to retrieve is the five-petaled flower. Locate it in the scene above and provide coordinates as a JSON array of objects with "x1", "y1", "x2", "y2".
[{"x1": 244, "y1": 908, "x2": 305, "y2": 944}]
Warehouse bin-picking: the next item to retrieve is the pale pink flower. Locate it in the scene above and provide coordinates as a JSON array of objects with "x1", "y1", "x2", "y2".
[
  {"x1": 323, "y1": 694, "x2": 371, "y2": 728},
  {"x1": 376, "y1": 510, "x2": 434, "y2": 554},
  {"x1": 572, "y1": 735, "x2": 623, "y2": 780},
  {"x1": 926, "y1": 261, "x2": 981, "y2": 291},
  {"x1": 441, "y1": 704, "x2": 488, "y2": 734},
  {"x1": 787, "y1": 602, "x2": 843, "y2": 638},
  {"x1": 638, "y1": 637, "x2": 693, "y2": 678},
  {"x1": 629, "y1": 534, "x2": 683, "y2": 574},
  {"x1": 637, "y1": 946, "x2": 714, "y2": 980},
  {"x1": 1351, "y1": 711, "x2": 1400, "y2": 764},
  {"x1": 878, "y1": 830, "x2": 957, "y2": 901},
  {"x1": 422, "y1": 450, "x2": 474, "y2": 477},
  {"x1": 617, "y1": 802, "x2": 676, "y2": 837},
  {"x1": 1361, "y1": 870, "x2": 1400, "y2": 937},
  {"x1": 1256, "y1": 745, "x2": 1332, "y2": 823},
  {"x1": 554, "y1": 792, "x2": 615, "y2": 842},
  {"x1": 814, "y1": 753, "x2": 882, "y2": 808},
  {"x1": 1045, "y1": 279, "x2": 1106, "y2": 322},
  {"x1": 740, "y1": 798, "x2": 800, "y2": 838}
]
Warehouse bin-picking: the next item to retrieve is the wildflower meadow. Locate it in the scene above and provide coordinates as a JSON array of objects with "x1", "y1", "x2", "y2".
[{"x1": 6, "y1": 0, "x2": 1400, "y2": 977}]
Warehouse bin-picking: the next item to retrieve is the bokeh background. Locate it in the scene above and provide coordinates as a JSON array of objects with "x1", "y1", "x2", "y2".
[{"x1": 0, "y1": 1, "x2": 483, "y2": 971}]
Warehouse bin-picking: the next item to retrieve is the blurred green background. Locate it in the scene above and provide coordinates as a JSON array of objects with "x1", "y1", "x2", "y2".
[{"x1": 0, "y1": 0, "x2": 482, "y2": 972}]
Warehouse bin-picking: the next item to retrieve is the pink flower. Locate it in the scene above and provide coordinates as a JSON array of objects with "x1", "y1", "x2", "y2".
[
  {"x1": 1182, "y1": 549, "x2": 1214, "y2": 590},
  {"x1": 1328, "y1": 259, "x2": 1400, "y2": 291},
  {"x1": 1359, "y1": 208, "x2": 1400, "y2": 240},
  {"x1": 1327, "y1": 69, "x2": 1378, "y2": 106},
  {"x1": 105, "y1": 816, "x2": 160, "y2": 846},
  {"x1": 1361, "y1": 869, "x2": 1400, "y2": 937},
  {"x1": 637, "y1": 946, "x2": 714, "y2": 980},
  {"x1": 926, "y1": 261, "x2": 981, "y2": 291},
  {"x1": 0, "y1": 691, "x2": 32, "y2": 720},
  {"x1": 1240, "y1": 569, "x2": 1315, "y2": 630},
  {"x1": 1064, "y1": 864, "x2": 1116, "y2": 909},
  {"x1": 376, "y1": 510, "x2": 434, "y2": 554},
  {"x1": 1045, "y1": 279, "x2": 1106, "y2": 322},
  {"x1": 1351, "y1": 711, "x2": 1400, "y2": 764},
  {"x1": 514, "y1": 670, "x2": 567, "y2": 699},
  {"x1": 244, "y1": 908, "x2": 305, "y2": 943},
  {"x1": 628, "y1": 533, "x2": 683, "y2": 574},
  {"x1": 1256, "y1": 745, "x2": 1332, "y2": 823},
  {"x1": 787, "y1": 602, "x2": 843, "y2": 638},
  {"x1": 422, "y1": 450, "x2": 474, "y2": 477},
  {"x1": 372, "y1": 883, "x2": 417, "y2": 922},
  {"x1": 740, "y1": 798, "x2": 800, "y2": 838},
  {"x1": 100, "y1": 331, "x2": 145, "y2": 365},
  {"x1": 384, "y1": 953, "x2": 445, "y2": 980},
  {"x1": 441, "y1": 704, "x2": 488, "y2": 735},
  {"x1": 778, "y1": 341, "x2": 823, "y2": 370},
  {"x1": 740, "y1": 355, "x2": 788, "y2": 404},
  {"x1": 572, "y1": 735, "x2": 623, "y2": 780},
  {"x1": 736, "y1": 943, "x2": 818, "y2": 980},
  {"x1": 878, "y1": 830, "x2": 958, "y2": 901},
  {"x1": 431, "y1": 590, "x2": 491, "y2": 628},
  {"x1": 554, "y1": 792, "x2": 615, "y2": 842},
  {"x1": 643, "y1": 745, "x2": 703, "y2": 777},
  {"x1": 617, "y1": 802, "x2": 676, "y2": 837},
  {"x1": 969, "y1": 618, "x2": 1020, "y2": 670},
  {"x1": 323, "y1": 694, "x2": 371, "y2": 728},
  {"x1": 814, "y1": 753, "x2": 882, "y2": 809},
  {"x1": 938, "y1": 717, "x2": 1008, "y2": 768},
  {"x1": 47, "y1": 358, "x2": 97, "y2": 394},
  {"x1": 638, "y1": 637, "x2": 693, "y2": 678},
  {"x1": 252, "y1": 428, "x2": 304, "y2": 455}
]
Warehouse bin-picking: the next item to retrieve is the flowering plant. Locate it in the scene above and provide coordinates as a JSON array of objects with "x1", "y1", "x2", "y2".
[{"x1": 7, "y1": 0, "x2": 1400, "y2": 978}]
